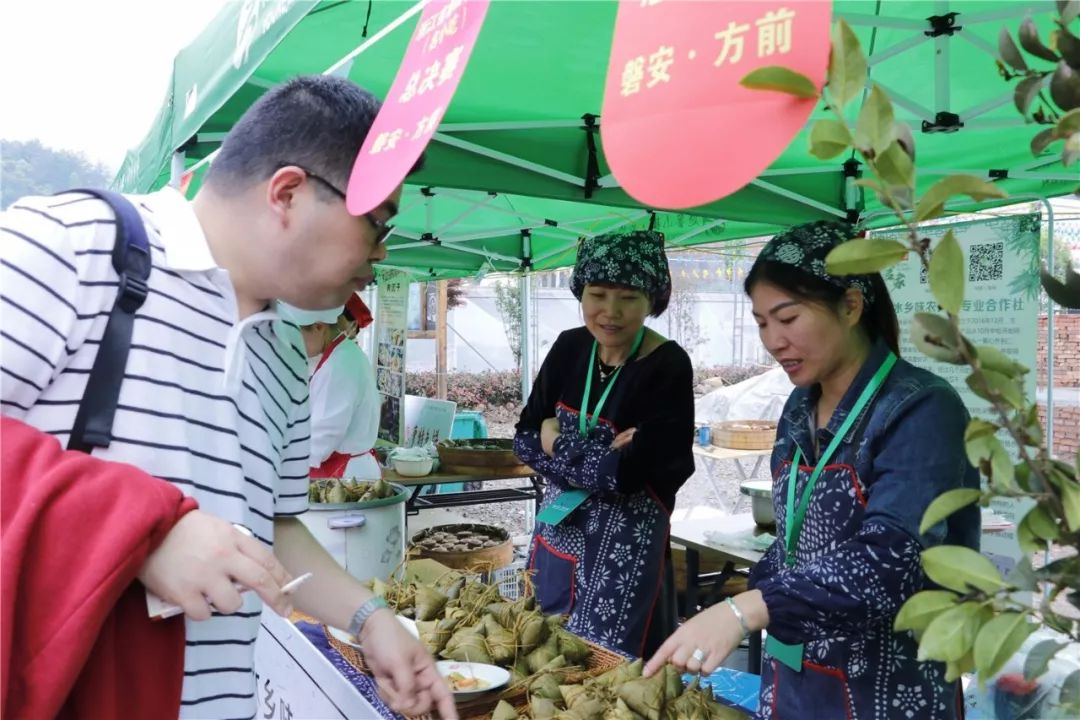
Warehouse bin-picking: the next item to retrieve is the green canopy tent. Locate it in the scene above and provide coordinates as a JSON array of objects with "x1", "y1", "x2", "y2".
[
  {"x1": 117, "y1": 0, "x2": 1075, "y2": 277},
  {"x1": 113, "y1": 0, "x2": 1075, "y2": 396}
]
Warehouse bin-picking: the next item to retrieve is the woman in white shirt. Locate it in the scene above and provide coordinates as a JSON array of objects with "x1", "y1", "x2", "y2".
[{"x1": 278, "y1": 296, "x2": 380, "y2": 480}]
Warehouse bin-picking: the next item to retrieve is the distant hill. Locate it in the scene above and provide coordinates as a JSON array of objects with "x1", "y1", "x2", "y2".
[{"x1": 2, "y1": 139, "x2": 112, "y2": 209}]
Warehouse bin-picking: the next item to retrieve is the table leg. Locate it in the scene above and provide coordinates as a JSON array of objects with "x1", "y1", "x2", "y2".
[
  {"x1": 684, "y1": 548, "x2": 700, "y2": 618},
  {"x1": 733, "y1": 455, "x2": 767, "y2": 483},
  {"x1": 748, "y1": 630, "x2": 762, "y2": 675}
]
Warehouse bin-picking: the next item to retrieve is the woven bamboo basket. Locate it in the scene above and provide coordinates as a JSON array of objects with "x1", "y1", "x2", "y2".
[
  {"x1": 409, "y1": 523, "x2": 515, "y2": 573},
  {"x1": 710, "y1": 420, "x2": 777, "y2": 450},
  {"x1": 324, "y1": 626, "x2": 625, "y2": 720},
  {"x1": 436, "y1": 439, "x2": 530, "y2": 474}
]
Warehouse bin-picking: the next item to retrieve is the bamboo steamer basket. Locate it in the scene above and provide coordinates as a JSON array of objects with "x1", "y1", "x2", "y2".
[
  {"x1": 436, "y1": 439, "x2": 526, "y2": 470},
  {"x1": 409, "y1": 523, "x2": 514, "y2": 573},
  {"x1": 710, "y1": 420, "x2": 777, "y2": 450}
]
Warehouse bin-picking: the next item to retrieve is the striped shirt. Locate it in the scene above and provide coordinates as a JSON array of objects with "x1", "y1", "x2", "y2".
[{"x1": 1, "y1": 188, "x2": 311, "y2": 719}]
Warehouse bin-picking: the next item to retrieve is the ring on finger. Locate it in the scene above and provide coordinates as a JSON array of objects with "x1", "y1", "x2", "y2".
[{"x1": 691, "y1": 647, "x2": 706, "y2": 663}]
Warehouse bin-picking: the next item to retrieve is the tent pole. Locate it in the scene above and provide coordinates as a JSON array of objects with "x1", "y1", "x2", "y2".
[
  {"x1": 1042, "y1": 198, "x2": 1056, "y2": 459},
  {"x1": 169, "y1": 151, "x2": 185, "y2": 189},
  {"x1": 520, "y1": 232, "x2": 533, "y2": 402},
  {"x1": 934, "y1": 1, "x2": 951, "y2": 117}
]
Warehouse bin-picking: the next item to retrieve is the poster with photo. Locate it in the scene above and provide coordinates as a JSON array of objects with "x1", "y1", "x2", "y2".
[
  {"x1": 375, "y1": 269, "x2": 410, "y2": 444},
  {"x1": 875, "y1": 214, "x2": 1040, "y2": 574}
]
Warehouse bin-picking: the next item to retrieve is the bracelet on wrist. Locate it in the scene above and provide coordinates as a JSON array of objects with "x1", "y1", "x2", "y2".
[
  {"x1": 725, "y1": 596, "x2": 750, "y2": 638},
  {"x1": 347, "y1": 596, "x2": 389, "y2": 640}
]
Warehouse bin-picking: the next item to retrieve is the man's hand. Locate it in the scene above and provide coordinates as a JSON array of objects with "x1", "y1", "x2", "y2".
[
  {"x1": 360, "y1": 609, "x2": 458, "y2": 719},
  {"x1": 137, "y1": 510, "x2": 294, "y2": 621},
  {"x1": 541, "y1": 417, "x2": 561, "y2": 457}
]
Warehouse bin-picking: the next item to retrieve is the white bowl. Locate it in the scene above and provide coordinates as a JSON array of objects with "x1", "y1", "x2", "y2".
[
  {"x1": 327, "y1": 615, "x2": 419, "y2": 648},
  {"x1": 436, "y1": 661, "x2": 510, "y2": 703},
  {"x1": 393, "y1": 456, "x2": 434, "y2": 477}
]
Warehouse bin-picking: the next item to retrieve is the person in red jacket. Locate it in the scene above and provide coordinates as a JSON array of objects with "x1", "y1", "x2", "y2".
[{"x1": 1, "y1": 416, "x2": 197, "y2": 718}]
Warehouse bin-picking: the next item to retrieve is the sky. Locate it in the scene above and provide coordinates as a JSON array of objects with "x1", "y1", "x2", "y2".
[{"x1": 1, "y1": 0, "x2": 227, "y2": 172}]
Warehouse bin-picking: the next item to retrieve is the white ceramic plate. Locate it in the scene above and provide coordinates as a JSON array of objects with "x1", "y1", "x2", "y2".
[
  {"x1": 435, "y1": 661, "x2": 510, "y2": 703},
  {"x1": 327, "y1": 615, "x2": 419, "y2": 648}
]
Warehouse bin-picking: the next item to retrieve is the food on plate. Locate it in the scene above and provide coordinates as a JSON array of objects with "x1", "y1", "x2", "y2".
[{"x1": 446, "y1": 671, "x2": 491, "y2": 692}]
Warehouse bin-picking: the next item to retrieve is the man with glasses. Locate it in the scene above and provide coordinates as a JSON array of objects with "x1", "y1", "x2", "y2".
[{"x1": 1, "y1": 76, "x2": 456, "y2": 719}]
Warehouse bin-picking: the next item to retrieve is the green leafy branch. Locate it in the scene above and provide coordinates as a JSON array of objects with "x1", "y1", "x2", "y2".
[{"x1": 741, "y1": 6, "x2": 1080, "y2": 699}]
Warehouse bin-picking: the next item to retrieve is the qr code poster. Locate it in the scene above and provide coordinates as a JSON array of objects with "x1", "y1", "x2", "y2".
[{"x1": 875, "y1": 214, "x2": 1040, "y2": 572}]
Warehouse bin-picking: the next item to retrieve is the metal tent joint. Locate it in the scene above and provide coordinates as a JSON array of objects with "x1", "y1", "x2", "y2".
[
  {"x1": 421, "y1": 232, "x2": 440, "y2": 246},
  {"x1": 922, "y1": 111, "x2": 964, "y2": 133},
  {"x1": 420, "y1": 186, "x2": 435, "y2": 197},
  {"x1": 925, "y1": 12, "x2": 962, "y2": 37},
  {"x1": 988, "y1": 169, "x2": 1009, "y2": 180},
  {"x1": 582, "y1": 113, "x2": 601, "y2": 199}
]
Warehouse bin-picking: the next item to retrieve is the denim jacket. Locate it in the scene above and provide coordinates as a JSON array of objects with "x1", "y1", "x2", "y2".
[{"x1": 748, "y1": 338, "x2": 980, "y2": 720}]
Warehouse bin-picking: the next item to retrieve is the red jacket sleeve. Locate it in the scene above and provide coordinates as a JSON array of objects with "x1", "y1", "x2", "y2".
[{"x1": 1, "y1": 417, "x2": 198, "y2": 719}]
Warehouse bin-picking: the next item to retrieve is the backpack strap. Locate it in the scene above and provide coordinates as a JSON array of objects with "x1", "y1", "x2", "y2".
[{"x1": 66, "y1": 189, "x2": 152, "y2": 453}]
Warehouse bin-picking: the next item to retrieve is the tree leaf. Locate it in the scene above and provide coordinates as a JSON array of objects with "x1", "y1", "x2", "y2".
[
  {"x1": 920, "y1": 488, "x2": 982, "y2": 535},
  {"x1": 966, "y1": 369, "x2": 1025, "y2": 408},
  {"x1": 1062, "y1": 670, "x2": 1080, "y2": 710},
  {"x1": 989, "y1": 443, "x2": 1017, "y2": 492},
  {"x1": 915, "y1": 175, "x2": 1009, "y2": 222},
  {"x1": 1064, "y1": 131, "x2": 1080, "y2": 166},
  {"x1": 922, "y1": 545, "x2": 1007, "y2": 594},
  {"x1": 874, "y1": 141, "x2": 915, "y2": 188},
  {"x1": 945, "y1": 651, "x2": 976, "y2": 683},
  {"x1": 1014, "y1": 74, "x2": 1045, "y2": 117},
  {"x1": 1051, "y1": 61, "x2": 1080, "y2": 112},
  {"x1": 1031, "y1": 127, "x2": 1060, "y2": 156},
  {"x1": 1058, "y1": 24, "x2": 1080, "y2": 67},
  {"x1": 1061, "y1": 0, "x2": 1080, "y2": 25},
  {"x1": 999, "y1": 27, "x2": 1030, "y2": 72},
  {"x1": 965, "y1": 418, "x2": 999, "y2": 441},
  {"x1": 809, "y1": 119, "x2": 853, "y2": 160},
  {"x1": 974, "y1": 344, "x2": 1028, "y2": 378},
  {"x1": 966, "y1": 428, "x2": 1004, "y2": 468},
  {"x1": 1022, "y1": 504, "x2": 1061, "y2": 541},
  {"x1": 855, "y1": 85, "x2": 895, "y2": 157},
  {"x1": 1006, "y1": 556, "x2": 1038, "y2": 591},
  {"x1": 918, "y1": 602, "x2": 985, "y2": 663},
  {"x1": 828, "y1": 18, "x2": 867, "y2": 109},
  {"x1": 1017, "y1": 511, "x2": 1047, "y2": 553},
  {"x1": 825, "y1": 238, "x2": 907, "y2": 275},
  {"x1": 1059, "y1": 108, "x2": 1080, "y2": 136},
  {"x1": 911, "y1": 313, "x2": 966, "y2": 364},
  {"x1": 894, "y1": 590, "x2": 958, "y2": 634},
  {"x1": 1041, "y1": 261, "x2": 1080, "y2": 307},
  {"x1": 1061, "y1": 476, "x2": 1080, "y2": 530},
  {"x1": 929, "y1": 230, "x2": 964, "y2": 315},
  {"x1": 1024, "y1": 638, "x2": 1069, "y2": 680},
  {"x1": 973, "y1": 613, "x2": 1038, "y2": 682},
  {"x1": 894, "y1": 122, "x2": 916, "y2": 162},
  {"x1": 1019, "y1": 15, "x2": 1060, "y2": 62},
  {"x1": 740, "y1": 66, "x2": 819, "y2": 99}
]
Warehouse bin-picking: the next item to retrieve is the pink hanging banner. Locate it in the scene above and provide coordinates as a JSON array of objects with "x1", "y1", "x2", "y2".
[
  {"x1": 347, "y1": 0, "x2": 490, "y2": 215},
  {"x1": 601, "y1": 1, "x2": 832, "y2": 210}
]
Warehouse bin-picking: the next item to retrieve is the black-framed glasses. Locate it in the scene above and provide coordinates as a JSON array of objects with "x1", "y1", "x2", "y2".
[{"x1": 278, "y1": 163, "x2": 394, "y2": 244}]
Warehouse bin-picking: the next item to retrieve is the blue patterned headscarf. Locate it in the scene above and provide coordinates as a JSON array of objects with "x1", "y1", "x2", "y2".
[
  {"x1": 570, "y1": 230, "x2": 672, "y2": 310},
  {"x1": 756, "y1": 220, "x2": 876, "y2": 302}
]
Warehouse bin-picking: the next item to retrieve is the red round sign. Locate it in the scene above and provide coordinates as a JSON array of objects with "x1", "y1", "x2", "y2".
[
  {"x1": 601, "y1": 1, "x2": 832, "y2": 210},
  {"x1": 347, "y1": 0, "x2": 491, "y2": 216}
]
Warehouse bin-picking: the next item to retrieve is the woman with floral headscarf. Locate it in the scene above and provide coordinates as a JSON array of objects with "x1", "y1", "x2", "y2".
[
  {"x1": 514, "y1": 230, "x2": 695, "y2": 657},
  {"x1": 645, "y1": 221, "x2": 980, "y2": 720}
]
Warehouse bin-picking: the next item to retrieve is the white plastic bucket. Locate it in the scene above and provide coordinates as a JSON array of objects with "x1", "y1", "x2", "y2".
[{"x1": 299, "y1": 483, "x2": 407, "y2": 582}]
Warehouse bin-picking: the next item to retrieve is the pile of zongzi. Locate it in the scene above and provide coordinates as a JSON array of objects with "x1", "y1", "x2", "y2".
[
  {"x1": 490, "y1": 659, "x2": 748, "y2": 720},
  {"x1": 308, "y1": 477, "x2": 395, "y2": 504}
]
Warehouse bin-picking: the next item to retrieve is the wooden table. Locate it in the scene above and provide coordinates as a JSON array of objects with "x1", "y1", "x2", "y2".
[
  {"x1": 384, "y1": 467, "x2": 542, "y2": 516},
  {"x1": 670, "y1": 512, "x2": 772, "y2": 674},
  {"x1": 692, "y1": 445, "x2": 771, "y2": 513}
]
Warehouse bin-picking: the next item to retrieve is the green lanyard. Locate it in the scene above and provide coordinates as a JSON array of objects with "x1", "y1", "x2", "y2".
[
  {"x1": 578, "y1": 327, "x2": 646, "y2": 437},
  {"x1": 783, "y1": 351, "x2": 897, "y2": 567}
]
